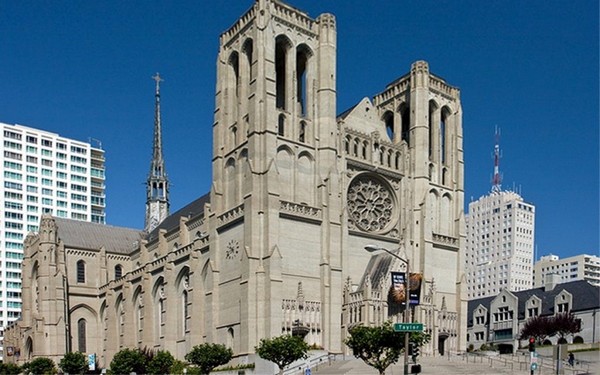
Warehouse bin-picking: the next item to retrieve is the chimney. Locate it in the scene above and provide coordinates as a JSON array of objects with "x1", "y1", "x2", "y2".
[{"x1": 544, "y1": 272, "x2": 560, "y2": 291}]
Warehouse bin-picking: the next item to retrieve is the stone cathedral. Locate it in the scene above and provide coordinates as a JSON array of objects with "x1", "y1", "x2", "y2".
[{"x1": 4, "y1": 0, "x2": 467, "y2": 369}]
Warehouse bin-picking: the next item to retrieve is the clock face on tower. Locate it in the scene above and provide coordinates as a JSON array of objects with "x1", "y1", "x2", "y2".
[
  {"x1": 347, "y1": 174, "x2": 396, "y2": 233},
  {"x1": 226, "y1": 240, "x2": 240, "y2": 259}
]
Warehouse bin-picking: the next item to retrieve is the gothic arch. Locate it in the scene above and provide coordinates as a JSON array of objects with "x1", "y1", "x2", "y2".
[
  {"x1": 296, "y1": 43, "x2": 314, "y2": 118},
  {"x1": 428, "y1": 189, "x2": 440, "y2": 232},
  {"x1": 297, "y1": 151, "x2": 315, "y2": 205},
  {"x1": 382, "y1": 110, "x2": 395, "y2": 142},
  {"x1": 440, "y1": 193, "x2": 453, "y2": 235},
  {"x1": 428, "y1": 100, "x2": 440, "y2": 161},
  {"x1": 440, "y1": 106, "x2": 452, "y2": 165},
  {"x1": 276, "y1": 146, "x2": 294, "y2": 201},
  {"x1": 275, "y1": 35, "x2": 293, "y2": 110},
  {"x1": 225, "y1": 157, "x2": 236, "y2": 208},
  {"x1": 227, "y1": 51, "x2": 240, "y2": 126},
  {"x1": 176, "y1": 267, "x2": 191, "y2": 338},
  {"x1": 132, "y1": 286, "x2": 143, "y2": 344},
  {"x1": 153, "y1": 277, "x2": 166, "y2": 341},
  {"x1": 238, "y1": 149, "x2": 249, "y2": 202},
  {"x1": 399, "y1": 102, "x2": 410, "y2": 145},
  {"x1": 115, "y1": 293, "x2": 125, "y2": 347}
]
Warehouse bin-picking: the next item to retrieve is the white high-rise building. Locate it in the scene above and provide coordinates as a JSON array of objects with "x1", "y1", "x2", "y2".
[
  {"x1": 0, "y1": 122, "x2": 105, "y2": 348},
  {"x1": 533, "y1": 254, "x2": 600, "y2": 287},
  {"x1": 464, "y1": 131, "x2": 536, "y2": 299}
]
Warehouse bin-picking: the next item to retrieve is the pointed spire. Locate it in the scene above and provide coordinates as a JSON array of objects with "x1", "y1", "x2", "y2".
[{"x1": 145, "y1": 73, "x2": 170, "y2": 232}]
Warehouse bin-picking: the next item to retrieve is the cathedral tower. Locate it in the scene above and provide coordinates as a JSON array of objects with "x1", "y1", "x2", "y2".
[{"x1": 145, "y1": 73, "x2": 170, "y2": 232}]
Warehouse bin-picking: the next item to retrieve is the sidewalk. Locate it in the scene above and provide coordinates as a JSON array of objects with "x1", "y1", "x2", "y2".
[{"x1": 312, "y1": 352, "x2": 599, "y2": 375}]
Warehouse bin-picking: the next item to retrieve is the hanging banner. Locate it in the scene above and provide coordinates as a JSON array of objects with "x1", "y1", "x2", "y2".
[{"x1": 390, "y1": 271, "x2": 422, "y2": 306}]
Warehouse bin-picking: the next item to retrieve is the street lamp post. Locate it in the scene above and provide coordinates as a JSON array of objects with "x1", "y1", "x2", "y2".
[{"x1": 365, "y1": 244, "x2": 411, "y2": 375}]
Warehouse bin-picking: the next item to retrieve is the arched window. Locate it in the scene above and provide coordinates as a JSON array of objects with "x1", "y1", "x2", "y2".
[
  {"x1": 78, "y1": 318, "x2": 87, "y2": 353},
  {"x1": 182, "y1": 290, "x2": 189, "y2": 335},
  {"x1": 114, "y1": 264, "x2": 122, "y2": 279},
  {"x1": 299, "y1": 121, "x2": 306, "y2": 142},
  {"x1": 400, "y1": 105, "x2": 410, "y2": 145},
  {"x1": 275, "y1": 36, "x2": 289, "y2": 110},
  {"x1": 383, "y1": 111, "x2": 394, "y2": 141},
  {"x1": 278, "y1": 114, "x2": 286, "y2": 136},
  {"x1": 296, "y1": 45, "x2": 310, "y2": 117},
  {"x1": 441, "y1": 107, "x2": 451, "y2": 165},
  {"x1": 77, "y1": 260, "x2": 85, "y2": 283}
]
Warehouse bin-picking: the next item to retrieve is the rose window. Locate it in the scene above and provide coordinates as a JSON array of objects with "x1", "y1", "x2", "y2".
[{"x1": 347, "y1": 176, "x2": 395, "y2": 232}]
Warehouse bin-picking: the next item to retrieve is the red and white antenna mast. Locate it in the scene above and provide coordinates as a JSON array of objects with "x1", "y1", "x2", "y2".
[{"x1": 491, "y1": 127, "x2": 502, "y2": 193}]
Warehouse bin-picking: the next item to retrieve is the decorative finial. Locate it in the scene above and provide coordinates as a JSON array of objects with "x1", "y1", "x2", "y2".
[{"x1": 152, "y1": 73, "x2": 163, "y2": 94}]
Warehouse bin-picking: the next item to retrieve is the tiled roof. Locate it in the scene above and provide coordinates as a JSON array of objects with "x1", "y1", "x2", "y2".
[
  {"x1": 146, "y1": 193, "x2": 210, "y2": 242},
  {"x1": 467, "y1": 280, "x2": 600, "y2": 326},
  {"x1": 54, "y1": 218, "x2": 144, "y2": 255}
]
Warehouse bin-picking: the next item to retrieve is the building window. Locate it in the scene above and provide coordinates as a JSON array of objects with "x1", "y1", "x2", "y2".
[
  {"x1": 78, "y1": 318, "x2": 87, "y2": 353},
  {"x1": 77, "y1": 260, "x2": 85, "y2": 283},
  {"x1": 115, "y1": 265, "x2": 123, "y2": 279}
]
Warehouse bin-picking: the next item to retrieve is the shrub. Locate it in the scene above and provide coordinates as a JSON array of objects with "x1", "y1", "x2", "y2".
[
  {"x1": 109, "y1": 348, "x2": 146, "y2": 375},
  {"x1": 185, "y1": 343, "x2": 233, "y2": 375},
  {"x1": 0, "y1": 362, "x2": 21, "y2": 375},
  {"x1": 59, "y1": 352, "x2": 88, "y2": 374},
  {"x1": 26, "y1": 357, "x2": 57, "y2": 375},
  {"x1": 146, "y1": 350, "x2": 175, "y2": 375}
]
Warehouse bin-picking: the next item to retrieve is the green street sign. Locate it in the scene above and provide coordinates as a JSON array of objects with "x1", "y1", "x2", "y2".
[{"x1": 393, "y1": 323, "x2": 424, "y2": 332}]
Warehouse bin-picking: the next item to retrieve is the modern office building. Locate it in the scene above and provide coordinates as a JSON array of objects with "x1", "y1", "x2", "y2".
[
  {"x1": 0, "y1": 122, "x2": 105, "y2": 357},
  {"x1": 465, "y1": 133, "x2": 535, "y2": 299},
  {"x1": 533, "y1": 254, "x2": 600, "y2": 287}
]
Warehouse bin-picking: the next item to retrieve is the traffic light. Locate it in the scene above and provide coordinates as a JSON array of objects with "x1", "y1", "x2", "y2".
[
  {"x1": 528, "y1": 337, "x2": 536, "y2": 352},
  {"x1": 413, "y1": 345, "x2": 420, "y2": 357}
]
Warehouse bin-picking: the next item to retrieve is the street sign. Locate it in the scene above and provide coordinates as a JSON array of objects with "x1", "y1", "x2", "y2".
[{"x1": 393, "y1": 323, "x2": 423, "y2": 332}]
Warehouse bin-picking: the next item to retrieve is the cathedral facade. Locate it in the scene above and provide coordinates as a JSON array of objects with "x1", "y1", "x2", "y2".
[{"x1": 4, "y1": 0, "x2": 467, "y2": 368}]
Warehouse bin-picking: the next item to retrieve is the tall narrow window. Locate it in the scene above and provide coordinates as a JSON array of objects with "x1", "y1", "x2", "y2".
[
  {"x1": 299, "y1": 121, "x2": 306, "y2": 142},
  {"x1": 275, "y1": 37, "x2": 288, "y2": 110},
  {"x1": 182, "y1": 290, "x2": 189, "y2": 334},
  {"x1": 296, "y1": 48, "x2": 308, "y2": 117},
  {"x1": 401, "y1": 105, "x2": 410, "y2": 145},
  {"x1": 383, "y1": 111, "x2": 394, "y2": 141},
  {"x1": 115, "y1": 264, "x2": 122, "y2": 279},
  {"x1": 77, "y1": 260, "x2": 85, "y2": 283},
  {"x1": 278, "y1": 114, "x2": 286, "y2": 136},
  {"x1": 78, "y1": 318, "x2": 87, "y2": 353}
]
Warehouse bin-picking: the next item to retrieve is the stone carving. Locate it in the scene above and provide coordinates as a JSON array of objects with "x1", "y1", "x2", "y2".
[{"x1": 347, "y1": 176, "x2": 395, "y2": 232}]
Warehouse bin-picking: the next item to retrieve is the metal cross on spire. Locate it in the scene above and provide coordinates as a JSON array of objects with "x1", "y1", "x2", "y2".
[{"x1": 152, "y1": 72, "x2": 163, "y2": 94}]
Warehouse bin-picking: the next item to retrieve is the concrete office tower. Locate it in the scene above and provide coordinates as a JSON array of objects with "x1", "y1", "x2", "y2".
[
  {"x1": 0, "y1": 122, "x2": 105, "y2": 357},
  {"x1": 465, "y1": 132, "x2": 535, "y2": 299},
  {"x1": 533, "y1": 254, "x2": 600, "y2": 287}
]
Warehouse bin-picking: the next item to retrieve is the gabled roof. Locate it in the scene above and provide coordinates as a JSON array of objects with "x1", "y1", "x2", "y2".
[
  {"x1": 54, "y1": 218, "x2": 144, "y2": 255},
  {"x1": 146, "y1": 193, "x2": 210, "y2": 242},
  {"x1": 467, "y1": 280, "x2": 600, "y2": 326}
]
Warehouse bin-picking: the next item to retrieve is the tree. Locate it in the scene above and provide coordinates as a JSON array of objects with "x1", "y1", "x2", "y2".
[
  {"x1": 552, "y1": 312, "x2": 582, "y2": 340},
  {"x1": 0, "y1": 362, "x2": 22, "y2": 375},
  {"x1": 519, "y1": 315, "x2": 556, "y2": 344},
  {"x1": 146, "y1": 350, "x2": 175, "y2": 375},
  {"x1": 109, "y1": 348, "x2": 147, "y2": 375},
  {"x1": 344, "y1": 321, "x2": 404, "y2": 375},
  {"x1": 185, "y1": 343, "x2": 233, "y2": 375},
  {"x1": 25, "y1": 357, "x2": 57, "y2": 375},
  {"x1": 255, "y1": 335, "x2": 309, "y2": 375},
  {"x1": 59, "y1": 352, "x2": 88, "y2": 374}
]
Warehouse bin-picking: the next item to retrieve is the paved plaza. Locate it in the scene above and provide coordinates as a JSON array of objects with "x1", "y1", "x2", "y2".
[{"x1": 311, "y1": 352, "x2": 599, "y2": 375}]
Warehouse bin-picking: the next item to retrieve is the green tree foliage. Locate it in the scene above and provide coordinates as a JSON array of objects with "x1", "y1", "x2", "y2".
[
  {"x1": 109, "y1": 348, "x2": 147, "y2": 375},
  {"x1": 185, "y1": 343, "x2": 233, "y2": 375},
  {"x1": 0, "y1": 362, "x2": 22, "y2": 375},
  {"x1": 59, "y1": 352, "x2": 88, "y2": 374},
  {"x1": 146, "y1": 350, "x2": 175, "y2": 375},
  {"x1": 25, "y1": 357, "x2": 57, "y2": 375},
  {"x1": 345, "y1": 321, "x2": 404, "y2": 375},
  {"x1": 255, "y1": 335, "x2": 309, "y2": 375}
]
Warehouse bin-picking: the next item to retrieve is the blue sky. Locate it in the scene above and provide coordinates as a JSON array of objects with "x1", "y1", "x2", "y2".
[{"x1": 1, "y1": 0, "x2": 598, "y2": 259}]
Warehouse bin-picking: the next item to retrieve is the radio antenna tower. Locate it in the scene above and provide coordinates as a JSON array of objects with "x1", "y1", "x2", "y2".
[{"x1": 491, "y1": 127, "x2": 502, "y2": 193}]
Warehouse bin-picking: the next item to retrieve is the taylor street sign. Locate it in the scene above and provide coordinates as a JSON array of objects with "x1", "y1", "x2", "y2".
[{"x1": 393, "y1": 323, "x2": 424, "y2": 332}]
